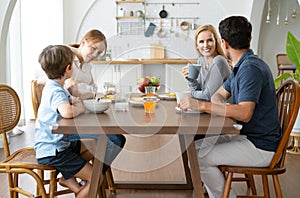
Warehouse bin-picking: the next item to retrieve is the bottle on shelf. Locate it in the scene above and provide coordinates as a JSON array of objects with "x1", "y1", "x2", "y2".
[{"x1": 105, "y1": 50, "x2": 112, "y2": 61}]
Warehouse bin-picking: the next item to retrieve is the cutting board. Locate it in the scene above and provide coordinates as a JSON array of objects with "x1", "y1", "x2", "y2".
[{"x1": 150, "y1": 42, "x2": 165, "y2": 59}]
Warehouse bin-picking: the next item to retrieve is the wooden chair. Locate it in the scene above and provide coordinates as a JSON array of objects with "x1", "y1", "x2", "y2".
[
  {"x1": 219, "y1": 79, "x2": 300, "y2": 198},
  {"x1": 276, "y1": 54, "x2": 296, "y2": 76},
  {"x1": 31, "y1": 79, "x2": 117, "y2": 197},
  {"x1": 0, "y1": 84, "x2": 73, "y2": 197}
]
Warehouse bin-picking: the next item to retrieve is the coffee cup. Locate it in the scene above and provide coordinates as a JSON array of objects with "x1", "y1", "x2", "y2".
[
  {"x1": 175, "y1": 91, "x2": 191, "y2": 104},
  {"x1": 188, "y1": 63, "x2": 201, "y2": 79}
]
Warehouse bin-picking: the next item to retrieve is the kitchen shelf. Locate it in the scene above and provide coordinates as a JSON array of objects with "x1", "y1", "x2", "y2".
[
  {"x1": 146, "y1": 17, "x2": 199, "y2": 20},
  {"x1": 116, "y1": 16, "x2": 144, "y2": 19},
  {"x1": 115, "y1": 0, "x2": 146, "y2": 35},
  {"x1": 92, "y1": 58, "x2": 197, "y2": 65},
  {"x1": 116, "y1": 0, "x2": 145, "y2": 3},
  {"x1": 145, "y1": 2, "x2": 199, "y2": 5}
]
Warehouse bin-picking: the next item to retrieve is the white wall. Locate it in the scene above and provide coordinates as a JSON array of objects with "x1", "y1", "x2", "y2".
[
  {"x1": 62, "y1": 0, "x2": 95, "y2": 44},
  {"x1": 0, "y1": 0, "x2": 16, "y2": 83},
  {"x1": 63, "y1": 0, "x2": 255, "y2": 60},
  {"x1": 259, "y1": 0, "x2": 300, "y2": 76}
]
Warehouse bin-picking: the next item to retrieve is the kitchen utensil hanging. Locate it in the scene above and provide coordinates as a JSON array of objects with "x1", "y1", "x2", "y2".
[
  {"x1": 175, "y1": 19, "x2": 180, "y2": 37},
  {"x1": 157, "y1": 20, "x2": 166, "y2": 38},
  {"x1": 159, "y1": 5, "x2": 168, "y2": 18},
  {"x1": 180, "y1": 21, "x2": 190, "y2": 40},
  {"x1": 169, "y1": 18, "x2": 174, "y2": 34}
]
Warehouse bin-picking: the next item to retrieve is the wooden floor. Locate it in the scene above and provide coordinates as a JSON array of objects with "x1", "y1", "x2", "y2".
[{"x1": 1, "y1": 125, "x2": 300, "y2": 197}]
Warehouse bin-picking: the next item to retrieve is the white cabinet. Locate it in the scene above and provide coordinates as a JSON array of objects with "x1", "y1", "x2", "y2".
[
  {"x1": 91, "y1": 59, "x2": 195, "y2": 94},
  {"x1": 165, "y1": 64, "x2": 189, "y2": 92},
  {"x1": 92, "y1": 64, "x2": 142, "y2": 93}
]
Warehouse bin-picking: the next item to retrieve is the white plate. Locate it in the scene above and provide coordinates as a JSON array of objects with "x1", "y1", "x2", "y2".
[
  {"x1": 158, "y1": 93, "x2": 176, "y2": 100},
  {"x1": 175, "y1": 106, "x2": 203, "y2": 114},
  {"x1": 129, "y1": 97, "x2": 144, "y2": 106},
  {"x1": 129, "y1": 97, "x2": 160, "y2": 106}
]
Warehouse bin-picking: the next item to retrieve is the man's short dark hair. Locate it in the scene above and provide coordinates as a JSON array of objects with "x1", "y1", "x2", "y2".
[{"x1": 219, "y1": 16, "x2": 252, "y2": 50}]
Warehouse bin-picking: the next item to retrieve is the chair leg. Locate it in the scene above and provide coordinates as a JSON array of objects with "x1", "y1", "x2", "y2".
[
  {"x1": 7, "y1": 173, "x2": 15, "y2": 198},
  {"x1": 106, "y1": 167, "x2": 116, "y2": 194},
  {"x1": 49, "y1": 170, "x2": 57, "y2": 198},
  {"x1": 13, "y1": 173, "x2": 19, "y2": 198},
  {"x1": 222, "y1": 172, "x2": 233, "y2": 198},
  {"x1": 36, "y1": 170, "x2": 44, "y2": 196},
  {"x1": 246, "y1": 174, "x2": 257, "y2": 195},
  {"x1": 261, "y1": 175, "x2": 270, "y2": 198},
  {"x1": 272, "y1": 175, "x2": 283, "y2": 198}
]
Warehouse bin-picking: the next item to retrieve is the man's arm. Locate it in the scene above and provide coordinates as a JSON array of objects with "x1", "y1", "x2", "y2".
[
  {"x1": 211, "y1": 86, "x2": 231, "y2": 104},
  {"x1": 179, "y1": 86, "x2": 256, "y2": 123}
]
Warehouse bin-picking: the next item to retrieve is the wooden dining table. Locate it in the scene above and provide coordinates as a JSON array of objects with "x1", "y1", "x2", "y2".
[{"x1": 52, "y1": 98, "x2": 239, "y2": 198}]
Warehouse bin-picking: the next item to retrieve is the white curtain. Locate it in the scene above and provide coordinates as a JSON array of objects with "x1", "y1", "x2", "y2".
[{"x1": 8, "y1": 0, "x2": 63, "y2": 122}]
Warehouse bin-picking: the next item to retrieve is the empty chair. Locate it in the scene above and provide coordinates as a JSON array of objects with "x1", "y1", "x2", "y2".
[
  {"x1": 0, "y1": 84, "x2": 73, "y2": 197},
  {"x1": 219, "y1": 79, "x2": 300, "y2": 198},
  {"x1": 276, "y1": 54, "x2": 296, "y2": 76}
]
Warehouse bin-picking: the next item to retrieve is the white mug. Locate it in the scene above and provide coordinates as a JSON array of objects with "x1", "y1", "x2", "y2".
[{"x1": 175, "y1": 91, "x2": 191, "y2": 104}]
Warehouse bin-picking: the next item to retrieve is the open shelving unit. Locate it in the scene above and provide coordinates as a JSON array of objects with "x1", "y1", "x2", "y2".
[{"x1": 115, "y1": 0, "x2": 201, "y2": 35}]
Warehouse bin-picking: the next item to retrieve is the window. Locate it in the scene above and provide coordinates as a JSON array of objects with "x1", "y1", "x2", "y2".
[{"x1": 8, "y1": 0, "x2": 63, "y2": 121}]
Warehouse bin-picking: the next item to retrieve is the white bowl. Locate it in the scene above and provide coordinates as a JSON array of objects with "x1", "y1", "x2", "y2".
[{"x1": 83, "y1": 99, "x2": 111, "y2": 113}]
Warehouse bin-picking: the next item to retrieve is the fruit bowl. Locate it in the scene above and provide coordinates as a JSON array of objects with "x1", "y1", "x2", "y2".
[
  {"x1": 83, "y1": 99, "x2": 111, "y2": 113},
  {"x1": 137, "y1": 76, "x2": 160, "y2": 93}
]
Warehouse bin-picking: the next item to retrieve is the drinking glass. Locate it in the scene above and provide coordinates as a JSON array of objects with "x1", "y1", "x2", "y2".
[
  {"x1": 143, "y1": 97, "x2": 157, "y2": 113},
  {"x1": 145, "y1": 86, "x2": 156, "y2": 97}
]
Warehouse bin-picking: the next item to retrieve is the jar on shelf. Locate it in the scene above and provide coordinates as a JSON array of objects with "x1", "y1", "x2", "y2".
[
  {"x1": 105, "y1": 50, "x2": 112, "y2": 61},
  {"x1": 118, "y1": 7, "x2": 125, "y2": 16}
]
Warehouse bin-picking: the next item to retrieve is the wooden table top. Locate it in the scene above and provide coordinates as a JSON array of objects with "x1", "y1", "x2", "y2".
[
  {"x1": 92, "y1": 58, "x2": 197, "y2": 65},
  {"x1": 53, "y1": 99, "x2": 238, "y2": 136}
]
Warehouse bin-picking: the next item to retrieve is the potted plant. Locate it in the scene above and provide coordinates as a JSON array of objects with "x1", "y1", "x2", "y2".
[
  {"x1": 274, "y1": 32, "x2": 300, "y2": 87},
  {"x1": 275, "y1": 32, "x2": 300, "y2": 154}
]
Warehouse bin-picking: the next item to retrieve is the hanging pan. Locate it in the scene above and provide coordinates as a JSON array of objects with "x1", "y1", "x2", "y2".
[{"x1": 159, "y1": 5, "x2": 168, "y2": 18}]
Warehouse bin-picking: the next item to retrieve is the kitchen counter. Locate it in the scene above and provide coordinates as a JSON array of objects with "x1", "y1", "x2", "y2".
[{"x1": 92, "y1": 58, "x2": 197, "y2": 65}]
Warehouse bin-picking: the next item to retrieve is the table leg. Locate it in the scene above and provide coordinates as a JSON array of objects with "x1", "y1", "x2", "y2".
[
  {"x1": 182, "y1": 135, "x2": 205, "y2": 198},
  {"x1": 88, "y1": 134, "x2": 107, "y2": 198}
]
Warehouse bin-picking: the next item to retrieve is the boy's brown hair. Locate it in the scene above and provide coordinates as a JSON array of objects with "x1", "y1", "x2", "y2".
[{"x1": 38, "y1": 45, "x2": 74, "y2": 79}]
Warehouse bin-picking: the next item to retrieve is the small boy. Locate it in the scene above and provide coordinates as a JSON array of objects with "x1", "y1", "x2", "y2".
[{"x1": 34, "y1": 45, "x2": 95, "y2": 197}]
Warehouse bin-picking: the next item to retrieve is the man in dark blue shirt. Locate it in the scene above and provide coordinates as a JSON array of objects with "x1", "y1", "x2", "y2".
[{"x1": 178, "y1": 16, "x2": 281, "y2": 198}]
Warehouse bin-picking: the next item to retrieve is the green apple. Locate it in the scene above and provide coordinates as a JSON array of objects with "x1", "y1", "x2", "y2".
[{"x1": 150, "y1": 76, "x2": 160, "y2": 86}]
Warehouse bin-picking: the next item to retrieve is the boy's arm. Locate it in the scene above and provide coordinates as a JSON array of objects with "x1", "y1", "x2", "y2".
[{"x1": 57, "y1": 101, "x2": 85, "y2": 118}]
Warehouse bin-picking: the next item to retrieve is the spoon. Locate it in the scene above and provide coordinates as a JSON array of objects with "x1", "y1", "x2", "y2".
[{"x1": 169, "y1": 18, "x2": 174, "y2": 34}]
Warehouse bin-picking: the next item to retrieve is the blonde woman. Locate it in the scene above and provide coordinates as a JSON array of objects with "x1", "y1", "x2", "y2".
[{"x1": 182, "y1": 24, "x2": 231, "y2": 101}]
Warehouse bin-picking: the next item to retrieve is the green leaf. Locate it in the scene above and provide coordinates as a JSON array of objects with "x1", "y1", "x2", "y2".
[
  {"x1": 286, "y1": 32, "x2": 300, "y2": 67},
  {"x1": 274, "y1": 72, "x2": 297, "y2": 89}
]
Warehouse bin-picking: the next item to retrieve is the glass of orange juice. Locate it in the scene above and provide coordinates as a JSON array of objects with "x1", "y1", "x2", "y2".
[
  {"x1": 145, "y1": 86, "x2": 156, "y2": 97},
  {"x1": 143, "y1": 97, "x2": 157, "y2": 113}
]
